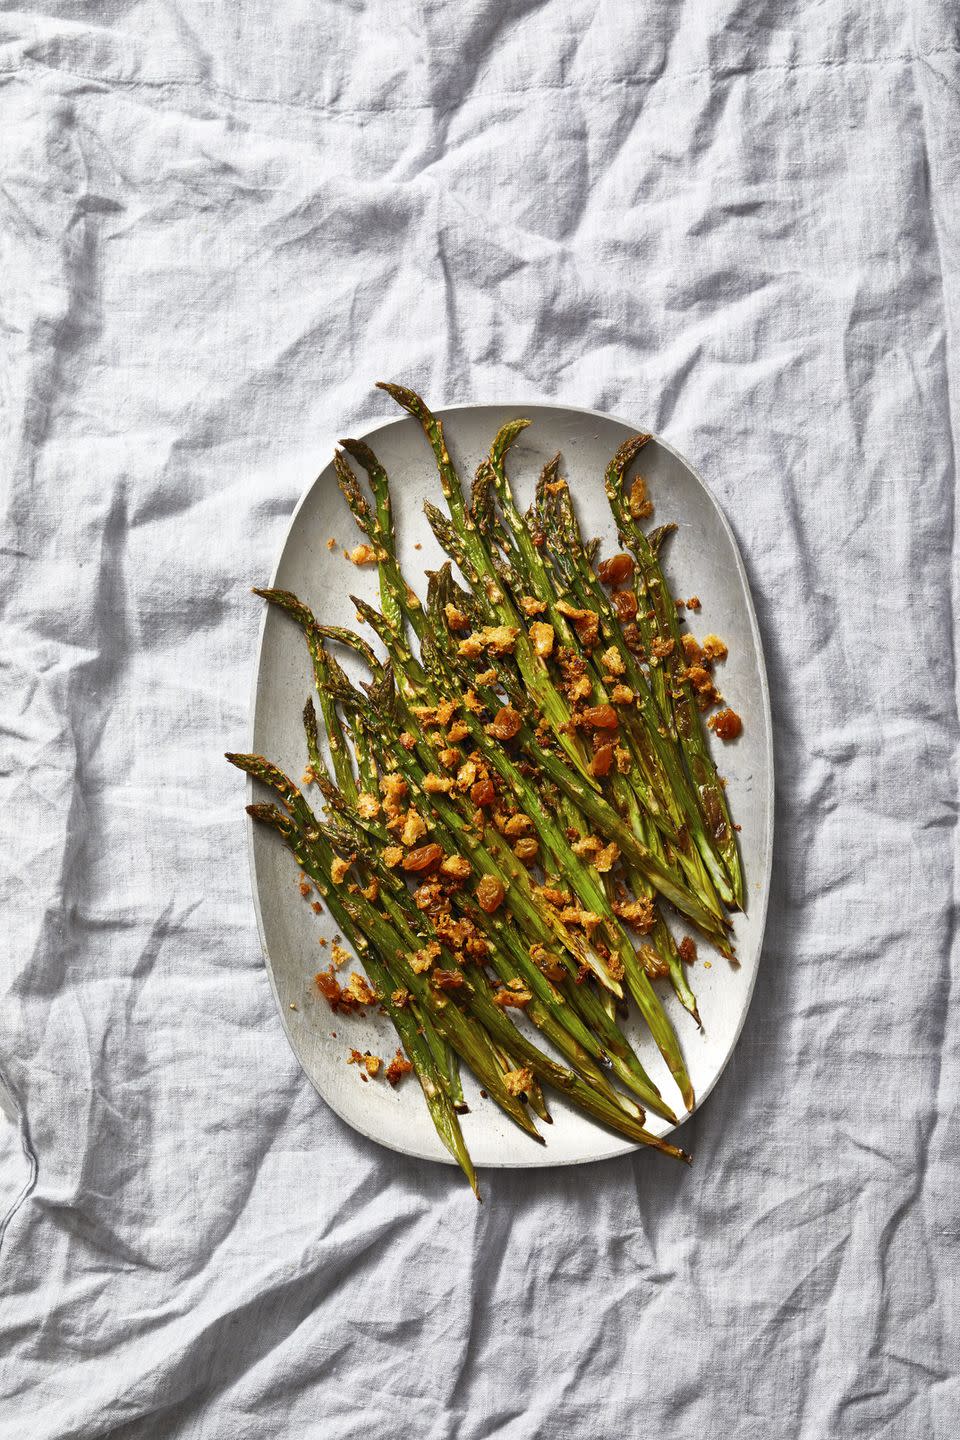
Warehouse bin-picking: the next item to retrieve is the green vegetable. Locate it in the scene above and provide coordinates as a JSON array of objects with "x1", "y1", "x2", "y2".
[{"x1": 229, "y1": 384, "x2": 747, "y2": 1188}]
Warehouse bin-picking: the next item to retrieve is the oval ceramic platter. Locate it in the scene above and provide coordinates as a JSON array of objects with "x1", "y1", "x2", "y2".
[{"x1": 247, "y1": 402, "x2": 773, "y2": 1169}]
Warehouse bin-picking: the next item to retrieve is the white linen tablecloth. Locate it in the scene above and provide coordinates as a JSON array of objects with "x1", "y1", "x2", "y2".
[{"x1": 1, "y1": 4, "x2": 958, "y2": 1437}]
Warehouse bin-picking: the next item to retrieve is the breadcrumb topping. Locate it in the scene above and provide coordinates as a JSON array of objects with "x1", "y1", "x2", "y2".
[
  {"x1": 386, "y1": 1049, "x2": 413, "y2": 1086},
  {"x1": 502, "y1": 1066, "x2": 534, "y2": 1097}
]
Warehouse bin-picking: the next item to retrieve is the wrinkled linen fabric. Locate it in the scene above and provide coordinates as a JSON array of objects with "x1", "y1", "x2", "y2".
[{"x1": 1, "y1": 3, "x2": 958, "y2": 1437}]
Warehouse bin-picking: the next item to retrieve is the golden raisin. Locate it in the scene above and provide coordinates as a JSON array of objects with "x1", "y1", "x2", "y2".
[
  {"x1": 612, "y1": 589, "x2": 638, "y2": 621},
  {"x1": 487, "y1": 706, "x2": 522, "y2": 740},
  {"x1": 476, "y1": 876, "x2": 506, "y2": 914},
  {"x1": 401, "y1": 843, "x2": 444, "y2": 874},
  {"x1": 597, "y1": 553, "x2": 635, "y2": 586},
  {"x1": 590, "y1": 744, "x2": 615, "y2": 777},
  {"x1": 583, "y1": 703, "x2": 618, "y2": 730},
  {"x1": 432, "y1": 969, "x2": 465, "y2": 991},
  {"x1": 708, "y1": 707, "x2": 742, "y2": 741},
  {"x1": 470, "y1": 778, "x2": 496, "y2": 807}
]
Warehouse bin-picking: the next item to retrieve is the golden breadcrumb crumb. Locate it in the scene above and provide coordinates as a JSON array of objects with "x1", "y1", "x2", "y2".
[
  {"x1": 409, "y1": 942, "x2": 441, "y2": 974},
  {"x1": 629, "y1": 476, "x2": 654, "y2": 520},
  {"x1": 502, "y1": 1066, "x2": 534, "y2": 1096},
  {"x1": 386, "y1": 1049, "x2": 413, "y2": 1086},
  {"x1": 330, "y1": 855, "x2": 354, "y2": 885},
  {"x1": 529, "y1": 621, "x2": 555, "y2": 658}
]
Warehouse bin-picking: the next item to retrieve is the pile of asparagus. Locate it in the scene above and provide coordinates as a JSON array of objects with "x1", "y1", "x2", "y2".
[{"x1": 228, "y1": 384, "x2": 743, "y2": 1195}]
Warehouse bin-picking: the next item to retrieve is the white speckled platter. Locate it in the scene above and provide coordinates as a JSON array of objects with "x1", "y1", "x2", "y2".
[{"x1": 246, "y1": 403, "x2": 773, "y2": 1169}]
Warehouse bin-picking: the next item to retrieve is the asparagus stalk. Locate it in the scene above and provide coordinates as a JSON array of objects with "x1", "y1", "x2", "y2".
[
  {"x1": 241, "y1": 762, "x2": 687, "y2": 1158},
  {"x1": 243, "y1": 798, "x2": 478, "y2": 1193},
  {"x1": 603, "y1": 436, "x2": 744, "y2": 907},
  {"x1": 231, "y1": 757, "x2": 543, "y2": 1142}
]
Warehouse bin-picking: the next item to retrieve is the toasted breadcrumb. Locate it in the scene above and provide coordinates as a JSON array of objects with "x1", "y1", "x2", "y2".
[
  {"x1": 315, "y1": 965, "x2": 377, "y2": 1014},
  {"x1": 456, "y1": 759, "x2": 478, "y2": 789},
  {"x1": 409, "y1": 941, "x2": 441, "y2": 974},
  {"x1": 330, "y1": 940, "x2": 351, "y2": 969},
  {"x1": 493, "y1": 981, "x2": 533, "y2": 1008},
  {"x1": 601, "y1": 646, "x2": 625, "y2": 676},
  {"x1": 529, "y1": 621, "x2": 555, "y2": 658},
  {"x1": 650, "y1": 637, "x2": 675, "y2": 660},
  {"x1": 382, "y1": 845, "x2": 404, "y2": 868},
  {"x1": 686, "y1": 596, "x2": 701, "y2": 610},
  {"x1": 444, "y1": 603, "x2": 471, "y2": 632},
  {"x1": 519, "y1": 595, "x2": 548, "y2": 617},
  {"x1": 326, "y1": 537, "x2": 337, "y2": 551},
  {"x1": 559, "y1": 907, "x2": 602, "y2": 934},
  {"x1": 531, "y1": 946, "x2": 567, "y2": 984},
  {"x1": 681, "y1": 633, "x2": 703, "y2": 665},
  {"x1": 422, "y1": 772, "x2": 454, "y2": 794},
  {"x1": 503, "y1": 1066, "x2": 534, "y2": 1097},
  {"x1": 330, "y1": 855, "x2": 354, "y2": 885},
  {"x1": 678, "y1": 937, "x2": 698, "y2": 966},
  {"x1": 702, "y1": 634, "x2": 728, "y2": 664},
  {"x1": 611, "y1": 684, "x2": 634, "y2": 705},
  {"x1": 390, "y1": 988, "x2": 411, "y2": 1008},
  {"x1": 555, "y1": 601, "x2": 599, "y2": 648},
  {"x1": 345, "y1": 973, "x2": 377, "y2": 1006},
  {"x1": 380, "y1": 774, "x2": 409, "y2": 816},
  {"x1": 629, "y1": 476, "x2": 654, "y2": 520},
  {"x1": 613, "y1": 897, "x2": 655, "y2": 933},
  {"x1": 356, "y1": 792, "x2": 381, "y2": 819},
  {"x1": 481, "y1": 624, "x2": 520, "y2": 655},
  {"x1": 348, "y1": 544, "x2": 376, "y2": 566},
  {"x1": 348, "y1": 1049, "x2": 382, "y2": 1077},
  {"x1": 386, "y1": 1049, "x2": 413, "y2": 1086}
]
